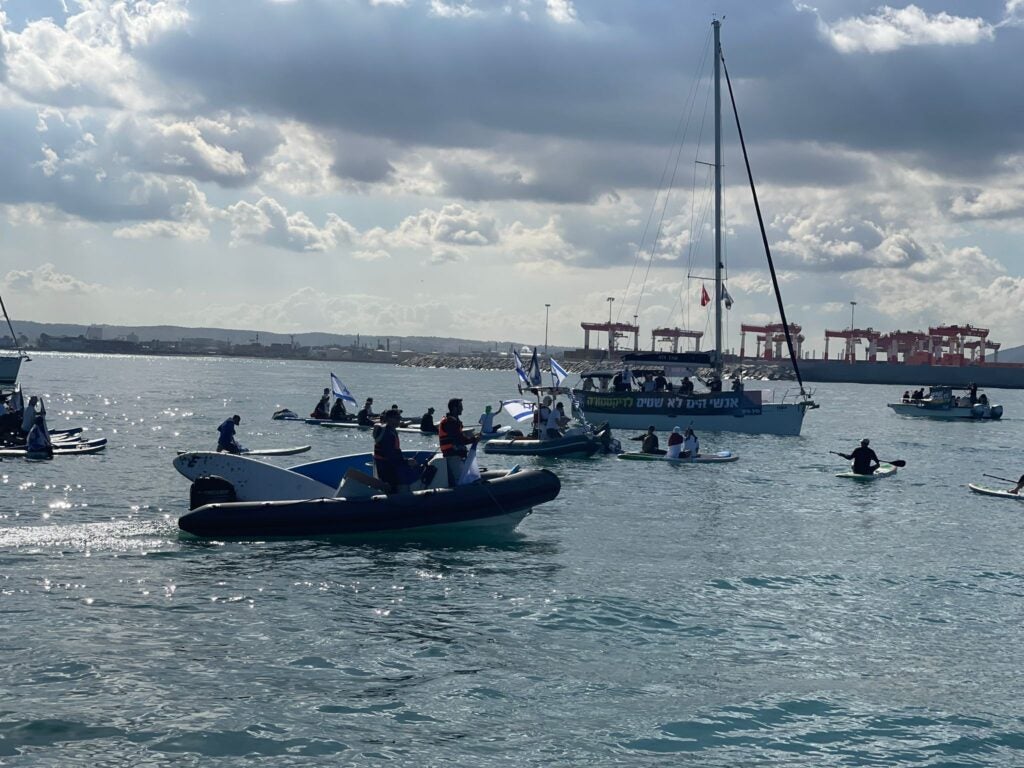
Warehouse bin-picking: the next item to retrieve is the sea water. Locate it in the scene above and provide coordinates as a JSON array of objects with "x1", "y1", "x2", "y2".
[{"x1": 2, "y1": 352, "x2": 1024, "y2": 766}]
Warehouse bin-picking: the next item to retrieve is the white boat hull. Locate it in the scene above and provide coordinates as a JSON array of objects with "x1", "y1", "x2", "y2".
[
  {"x1": 575, "y1": 390, "x2": 807, "y2": 436},
  {"x1": 0, "y1": 355, "x2": 23, "y2": 387},
  {"x1": 888, "y1": 403, "x2": 1003, "y2": 420}
]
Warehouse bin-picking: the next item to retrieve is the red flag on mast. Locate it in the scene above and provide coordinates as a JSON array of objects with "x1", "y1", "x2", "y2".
[{"x1": 700, "y1": 284, "x2": 711, "y2": 307}]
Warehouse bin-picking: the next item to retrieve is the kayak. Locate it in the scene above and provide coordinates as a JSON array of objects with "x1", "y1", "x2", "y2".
[
  {"x1": 968, "y1": 483, "x2": 1024, "y2": 500},
  {"x1": 836, "y1": 462, "x2": 897, "y2": 480},
  {"x1": 618, "y1": 450, "x2": 738, "y2": 464}
]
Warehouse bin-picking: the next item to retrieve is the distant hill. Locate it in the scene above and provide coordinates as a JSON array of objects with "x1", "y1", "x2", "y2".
[{"x1": 3, "y1": 320, "x2": 568, "y2": 356}]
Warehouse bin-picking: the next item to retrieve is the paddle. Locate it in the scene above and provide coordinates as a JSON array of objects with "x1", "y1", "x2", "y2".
[
  {"x1": 829, "y1": 451, "x2": 906, "y2": 468},
  {"x1": 983, "y1": 473, "x2": 1020, "y2": 484}
]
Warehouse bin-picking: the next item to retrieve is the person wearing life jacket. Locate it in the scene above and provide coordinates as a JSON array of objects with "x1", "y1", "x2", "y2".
[
  {"x1": 373, "y1": 409, "x2": 419, "y2": 492},
  {"x1": 439, "y1": 398, "x2": 475, "y2": 485}
]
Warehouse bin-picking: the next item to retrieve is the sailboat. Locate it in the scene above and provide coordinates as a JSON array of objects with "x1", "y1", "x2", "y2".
[
  {"x1": 572, "y1": 19, "x2": 816, "y2": 437},
  {"x1": 0, "y1": 293, "x2": 29, "y2": 388}
]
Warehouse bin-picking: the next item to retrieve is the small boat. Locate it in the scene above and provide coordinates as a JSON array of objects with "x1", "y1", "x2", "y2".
[
  {"x1": 483, "y1": 429, "x2": 607, "y2": 458},
  {"x1": 888, "y1": 385, "x2": 1002, "y2": 420},
  {"x1": 836, "y1": 462, "x2": 897, "y2": 480},
  {"x1": 968, "y1": 483, "x2": 1024, "y2": 500},
  {"x1": 173, "y1": 450, "x2": 559, "y2": 539},
  {"x1": 617, "y1": 450, "x2": 738, "y2": 464}
]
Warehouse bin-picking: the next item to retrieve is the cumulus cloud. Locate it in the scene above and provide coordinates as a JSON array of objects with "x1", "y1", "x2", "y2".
[
  {"x1": 950, "y1": 188, "x2": 1024, "y2": 220},
  {"x1": 813, "y1": 4, "x2": 994, "y2": 53},
  {"x1": 2, "y1": 263, "x2": 102, "y2": 295},
  {"x1": 546, "y1": 0, "x2": 578, "y2": 24},
  {"x1": 227, "y1": 196, "x2": 357, "y2": 252}
]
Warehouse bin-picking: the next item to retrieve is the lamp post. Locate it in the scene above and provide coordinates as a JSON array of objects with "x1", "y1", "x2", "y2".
[
  {"x1": 606, "y1": 297, "x2": 615, "y2": 355},
  {"x1": 544, "y1": 303, "x2": 551, "y2": 354},
  {"x1": 849, "y1": 300, "x2": 857, "y2": 363}
]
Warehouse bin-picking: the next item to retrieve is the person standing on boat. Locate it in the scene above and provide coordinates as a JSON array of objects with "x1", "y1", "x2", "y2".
[
  {"x1": 679, "y1": 377, "x2": 694, "y2": 396},
  {"x1": 533, "y1": 396, "x2": 553, "y2": 439},
  {"x1": 837, "y1": 439, "x2": 879, "y2": 476},
  {"x1": 311, "y1": 388, "x2": 330, "y2": 419},
  {"x1": 217, "y1": 415, "x2": 243, "y2": 454},
  {"x1": 439, "y1": 398, "x2": 476, "y2": 485},
  {"x1": 666, "y1": 427, "x2": 684, "y2": 459},
  {"x1": 640, "y1": 426, "x2": 660, "y2": 454},
  {"x1": 419, "y1": 407, "x2": 438, "y2": 434},
  {"x1": 373, "y1": 409, "x2": 420, "y2": 493},
  {"x1": 682, "y1": 427, "x2": 700, "y2": 458},
  {"x1": 26, "y1": 414, "x2": 53, "y2": 458},
  {"x1": 582, "y1": 376, "x2": 596, "y2": 391},
  {"x1": 622, "y1": 368, "x2": 634, "y2": 391},
  {"x1": 731, "y1": 376, "x2": 744, "y2": 393},
  {"x1": 357, "y1": 398, "x2": 376, "y2": 426},
  {"x1": 478, "y1": 405, "x2": 500, "y2": 435},
  {"x1": 329, "y1": 396, "x2": 347, "y2": 421}
]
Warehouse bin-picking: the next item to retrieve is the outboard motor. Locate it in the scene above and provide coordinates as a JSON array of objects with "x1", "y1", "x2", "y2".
[{"x1": 189, "y1": 474, "x2": 236, "y2": 510}]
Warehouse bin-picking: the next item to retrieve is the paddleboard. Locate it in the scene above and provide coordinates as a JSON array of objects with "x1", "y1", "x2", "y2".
[
  {"x1": 968, "y1": 483, "x2": 1024, "y2": 500},
  {"x1": 173, "y1": 452, "x2": 337, "y2": 501},
  {"x1": 0, "y1": 442, "x2": 107, "y2": 458},
  {"x1": 176, "y1": 445, "x2": 312, "y2": 458},
  {"x1": 836, "y1": 462, "x2": 897, "y2": 479},
  {"x1": 618, "y1": 450, "x2": 738, "y2": 464}
]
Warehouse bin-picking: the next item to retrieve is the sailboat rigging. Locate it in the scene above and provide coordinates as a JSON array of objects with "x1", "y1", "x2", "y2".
[{"x1": 572, "y1": 19, "x2": 816, "y2": 437}]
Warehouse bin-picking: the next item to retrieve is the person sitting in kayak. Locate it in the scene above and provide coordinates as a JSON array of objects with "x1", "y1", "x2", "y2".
[
  {"x1": 329, "y1": 397, "x2": 347, "y2": 421},
  {"x1": 838, "y1": 438, "x2": 880, "y2": 475},
  {"x1": 357, "y1": 398, "x2": 376, "y2": 426},
  {"x1": 666, "y1": 426, "x2": 684, "y2": 459},
  {"x1": 217, "y1": 415, "x2": 243, "y2": 454},
  {"x1": 419, "y1": 407, "x2": 438, "y2": 434},
  {"x1": 373, "y1": 409, "x2": 421, "y2": 493},
  {"x1": 311, "y1": 388, "x2": 330, "y2": 419},
  {"x1": 682, "y1": 427, "x2": 700, "y2": 458},
  {"x1": 641, "y1": 426, "x2": 661, "y2": 454},
  {"x1": 26, "y1": 414, "x2": 53, "y2": 458}
]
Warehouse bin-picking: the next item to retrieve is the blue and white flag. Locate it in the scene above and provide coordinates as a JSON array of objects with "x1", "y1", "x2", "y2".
[
  {"x1": 500, "y1": 399, "x2": 536, "y2": 423},
  {"x1": 457, "y1": 442, "x2": 482, "y2": 485},
  {"x1": 330, "y1": 373, "x2": 358, "y2": 408},
  {"x1": 550, "y1": 357, "x2": 569, "y2": 387},
  {"x1": 528, "y1": 347, "x2": 543, "y2": 386},
  {"x1": 512, "y1": 350, "x2": 531, "y2": 387}
]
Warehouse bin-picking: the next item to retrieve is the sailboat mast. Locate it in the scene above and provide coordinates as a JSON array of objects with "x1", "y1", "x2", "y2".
[{"x1": 712, "y1": 19, "x2": 723, "y2": 378}]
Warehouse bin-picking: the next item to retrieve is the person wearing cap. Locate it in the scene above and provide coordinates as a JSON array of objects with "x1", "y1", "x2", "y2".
[
  {"x1": 837, "y1": 438, "x2": 879, "y2": 475},
  {"x1": 419, "y1": 407, "x2": 438, "y2": 434},
  {"x1": 666, "y1": 426, "x2": 684, "y2": 459},
  {"x1": 478, "y1": 404, "x2": 501, "y2": 436},
  {"x1": 682, "y1": 427, "x2": 700, "y2": 458},
  {"x1": 26, "y1": 414, "x2": 53, "y2": 457},
  {"x1": 216, "y1": 414, "x2": 243, "y2": 454},
  {"x1": 356, "y1": 398, "x2": 377, "y2": 427},
  {"x1": 641, "y1": 425, "x2": 660, "y2": 454},
  {"x1": 439, "y1": 398, "x2": 475, "y2": 484},
  {"x1": 373, "y1": 409, "x2": 420, "y2": 492},
  {"x1": 311, "y1": 387, "x2": 331, "y2": 419}
]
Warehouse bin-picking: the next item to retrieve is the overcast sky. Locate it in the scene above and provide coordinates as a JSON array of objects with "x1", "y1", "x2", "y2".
[{"x1": 2, "y1": 0, "x2": 1023, "y2": 354}]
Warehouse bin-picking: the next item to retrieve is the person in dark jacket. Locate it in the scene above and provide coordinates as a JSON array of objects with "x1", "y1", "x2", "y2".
[
  {"x1": 419, "y1": 407, "x2": 438, "y2": 434},
  {"x1": 373, "y1": 409, "x2": 420, "y2": 492},
  {"x1": 329, "y1": 397, "x2": 347, "y2": 421},
  {"x1": 640, "y1": 426, "x2": 661, "y2": 455},
  {"x1": 311, "y1": 388, "x2": 330, "y2": 419},
  {"x1": 838, "y1": 439, "x2": 880, "y2": 475},
  {"x1": 217, "y1": 415, "x2": 242, "y2": 454}
]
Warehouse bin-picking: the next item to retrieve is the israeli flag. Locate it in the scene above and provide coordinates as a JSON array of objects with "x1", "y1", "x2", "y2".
[
  {"x1": 512, "y1": 350, "x2": 531, "y2": 387},
  {"x1": 528, "y1": 347, "x2": 543, "y2": 386},
  {"x1": 550, "y1": 357, "x2": 569, "y2": 387},
  {"x1": 330, "y1": 373, "x2": 358, "y2": 408},
  {"x1": 500, "y1": 399, "x2": 536, "y2": 423}
]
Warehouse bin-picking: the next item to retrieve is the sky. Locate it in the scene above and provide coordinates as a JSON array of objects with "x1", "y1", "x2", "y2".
[{"x1": 1, "y1": 0, "x2": 1023, "y2": 356}]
